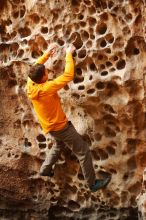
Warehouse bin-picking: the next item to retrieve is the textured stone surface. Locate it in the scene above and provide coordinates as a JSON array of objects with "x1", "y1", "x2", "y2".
[
  {"x1": 0, "y1": 0, "x2": 146, "y2": 219},
  {"x1": 137, "y1": 167, "x2": 146, "y2": 220}
]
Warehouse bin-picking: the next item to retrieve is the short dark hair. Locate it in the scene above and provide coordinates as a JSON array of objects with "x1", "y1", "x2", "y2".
[{"x1": 29, "y1": 64, "x2": 45, "y2": 83}]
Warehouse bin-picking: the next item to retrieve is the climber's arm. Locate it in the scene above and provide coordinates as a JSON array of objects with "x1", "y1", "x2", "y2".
[
  {"x1": 42, "y1": 44, "x2": 75, "y2": 93},
  {"x1": 35, "y1": 45, "x2": 57, "y2": 65}
]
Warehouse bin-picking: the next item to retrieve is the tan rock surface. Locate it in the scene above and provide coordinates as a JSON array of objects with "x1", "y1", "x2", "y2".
[
  {"x1": 137, "y1": 167, "x2": 146, "y2": 220},
  {"x1": 0, "y1": 0, "x2": 146, "y2": 219}
]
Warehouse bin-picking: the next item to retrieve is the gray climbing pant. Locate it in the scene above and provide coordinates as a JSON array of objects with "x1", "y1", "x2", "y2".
[{"x1": 40, "y1": 121, "x2": 96, "y2": 187}]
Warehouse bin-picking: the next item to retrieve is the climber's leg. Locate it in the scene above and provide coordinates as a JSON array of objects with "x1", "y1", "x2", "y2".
[
  {"x1": 50, "y1": 121, "x2": 96, "y2": 187},
  {"x1": 40, "y1": 139, "x2": 63, "y2": 176}
]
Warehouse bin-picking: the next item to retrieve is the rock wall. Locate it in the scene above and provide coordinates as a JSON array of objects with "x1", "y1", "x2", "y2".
[
  {"x1": 137, "y1": 167, "x2": 146, "y2": 220},
  {"x1": 0, "y1": 0, "x2": 146, "y2": 219}
]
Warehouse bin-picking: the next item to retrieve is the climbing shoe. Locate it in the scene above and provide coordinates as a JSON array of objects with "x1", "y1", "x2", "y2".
[
  {"x1": 40, "y1": 167, "x2": 54, "y2": 177},
  {"x1": 90, "y1": 176, "x2": 111, "y2": 192}
]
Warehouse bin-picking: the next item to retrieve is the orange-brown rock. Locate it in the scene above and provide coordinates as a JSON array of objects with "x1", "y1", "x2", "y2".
[{"x1": 0, "y1": 0, "x2": 146, "y2": 219}]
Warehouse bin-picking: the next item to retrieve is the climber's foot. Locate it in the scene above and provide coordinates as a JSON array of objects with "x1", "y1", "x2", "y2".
[
  {"x1": 40, "y1": 166, "x2": 54, "y2": 177},
  {"x1": 90, "y1": 176, "x2": 111, "y2": 192}
]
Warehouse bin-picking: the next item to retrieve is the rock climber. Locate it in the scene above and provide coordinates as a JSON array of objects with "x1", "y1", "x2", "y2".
[{"x1": 26, "y1": 43, "x2": 111, "y2": 192}]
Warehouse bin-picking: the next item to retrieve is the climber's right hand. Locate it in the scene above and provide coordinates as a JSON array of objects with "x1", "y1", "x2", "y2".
[{"x1": 66, "y1": 44, "x2": 76, "y2": 54}]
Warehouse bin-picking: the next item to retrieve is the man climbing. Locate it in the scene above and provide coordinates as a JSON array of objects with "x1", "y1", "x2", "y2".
[{"x1": 26, "y1": 44, "x2": 111, "y2": 192}]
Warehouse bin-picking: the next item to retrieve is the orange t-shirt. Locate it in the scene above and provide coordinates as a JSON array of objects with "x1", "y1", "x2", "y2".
[{"x1": 26, "y1": 52, "x2": 74, "y2": 134}]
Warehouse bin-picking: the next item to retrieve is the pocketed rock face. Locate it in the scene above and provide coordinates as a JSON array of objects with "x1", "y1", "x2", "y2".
[
  {"x1": 137, "y1": 168, "x2": 146, "y2": 220},
  {"x1": 0, "y1": 0, "x2": 146, "y2": 219}
]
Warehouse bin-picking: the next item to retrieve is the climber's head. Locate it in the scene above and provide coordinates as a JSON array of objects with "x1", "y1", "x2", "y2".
[{"x1": 29, "y1": 64, "x2": 48, "y2": 83}]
